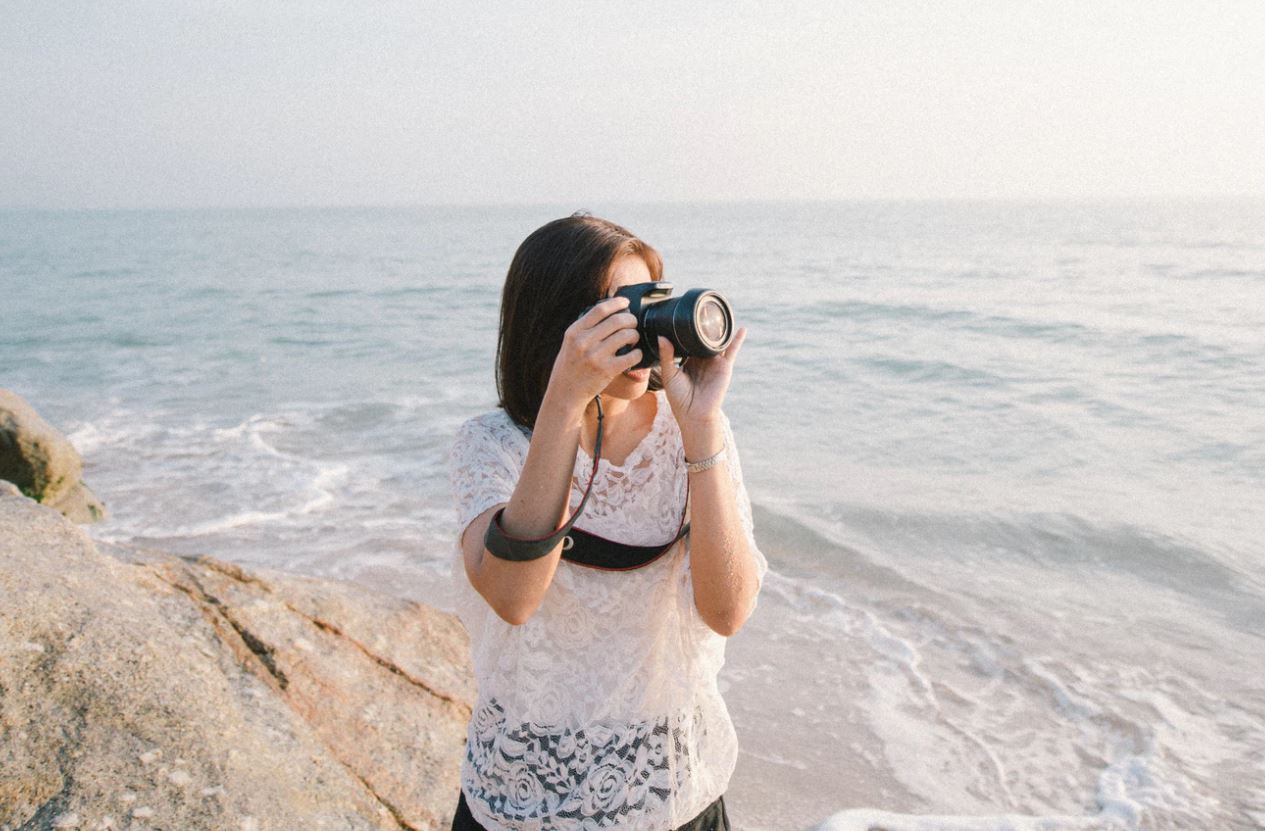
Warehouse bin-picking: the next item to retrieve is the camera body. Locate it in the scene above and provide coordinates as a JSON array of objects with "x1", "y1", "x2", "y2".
[{"x1": 612, "y1": 282, "x2": 735, "y2": 369}]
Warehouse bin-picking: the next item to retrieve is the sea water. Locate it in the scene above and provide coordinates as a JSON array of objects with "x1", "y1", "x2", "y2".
[{"x1": 2, "y1": 200, "x2": 1263, "y2": 830}]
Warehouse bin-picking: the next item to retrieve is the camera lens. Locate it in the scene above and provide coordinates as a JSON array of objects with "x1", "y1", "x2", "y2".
[
  {"x1": 651, "y1": 288, "x2": 733, "y2": 359},
  {"x1": 696, "y1": 296, "x2": 729, "y2": 348},
  {"x1": 621, "y1": 283, "x2": 735, "y2": 367}
]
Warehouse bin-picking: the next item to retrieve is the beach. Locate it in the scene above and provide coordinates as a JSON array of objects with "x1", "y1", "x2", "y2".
[{"x1": 3, "y1": 200, "x2": 1263, "y2": 829}]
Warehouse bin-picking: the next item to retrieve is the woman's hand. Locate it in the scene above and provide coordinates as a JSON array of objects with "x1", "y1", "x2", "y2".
[
  {"x1": 657, "y1": 327, "x2": 748, "y2": 429},
  {"x1": 544, "y1": 296, "x2": 643, "y2": 409}
]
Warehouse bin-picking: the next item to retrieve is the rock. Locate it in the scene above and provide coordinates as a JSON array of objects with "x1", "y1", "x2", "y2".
[
  {"x1": 0, "y1": 389, "x2": 107, "y2": 523},
  {"x1": 48, "y1": 480, "x2": 108, "y2": 524},
  {"x1": 0, "y1": 488, "x2": 474, "y2": 830}
]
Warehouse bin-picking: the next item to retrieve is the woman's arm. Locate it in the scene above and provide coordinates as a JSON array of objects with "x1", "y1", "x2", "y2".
[
  {"x1": 459, "y1": 390, "x2": 586, "y2": 625},
  {"x1": 680, "y1": 417, "x2": 760, "y2": 637},
  {"x1": 460, "y1": 297, "x2": 642, "y2": 625},
  {"x1": 656, "y1": 329, "x2": 761, "y2": 637}
]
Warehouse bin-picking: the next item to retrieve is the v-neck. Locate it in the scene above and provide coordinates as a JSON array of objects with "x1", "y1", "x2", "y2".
[{"x1": 576, "y1": 391, "x2": 663, "y2": 471}]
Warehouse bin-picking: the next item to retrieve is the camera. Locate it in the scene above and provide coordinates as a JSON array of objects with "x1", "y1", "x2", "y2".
[{"x1": 612, "y1": 282, "x2": 735, "y2": 369}]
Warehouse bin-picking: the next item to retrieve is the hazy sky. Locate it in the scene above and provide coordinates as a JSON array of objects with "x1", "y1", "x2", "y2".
[{"x1": 3, "y1": 1, "x2": 1264, "y2": 209}]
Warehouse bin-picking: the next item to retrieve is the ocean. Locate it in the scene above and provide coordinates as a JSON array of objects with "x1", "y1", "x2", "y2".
[{"x1": 3, "y1": 200, "x2": 1263, "y2": 830}]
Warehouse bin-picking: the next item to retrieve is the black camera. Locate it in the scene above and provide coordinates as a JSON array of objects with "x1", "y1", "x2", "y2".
[{"x1": 612, "y1": 282, "x2": 735, "y2": 369}]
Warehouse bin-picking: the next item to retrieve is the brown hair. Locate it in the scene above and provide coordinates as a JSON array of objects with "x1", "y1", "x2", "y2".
[{"x1": 497, "y1": 213, "x2": 664, "y2": 429}]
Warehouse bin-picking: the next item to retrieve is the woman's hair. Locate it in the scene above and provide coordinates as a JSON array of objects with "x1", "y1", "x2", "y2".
[{"x1": 497, "y1": 212, "x2": 664, "y2": 429}]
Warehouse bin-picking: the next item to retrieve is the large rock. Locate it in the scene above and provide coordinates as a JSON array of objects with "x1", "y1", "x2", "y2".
[
  {"x1": 0, "y1": 389, "x2": 107, "y2": 523},
  {"x1": 0, "y1": 487, "x2": 474, "y2": 830}
]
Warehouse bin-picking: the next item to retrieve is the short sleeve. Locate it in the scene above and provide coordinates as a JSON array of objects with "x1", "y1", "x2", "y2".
[
  {"x1": 447, "y1": 414, "x2": 525, "y2": 538},
  {"x1": 721, "y1": 412, "x2": 769, "y2": 596}
]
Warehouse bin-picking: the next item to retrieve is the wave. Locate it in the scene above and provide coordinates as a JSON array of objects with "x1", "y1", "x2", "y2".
[
  {"x1": 304, "y1": 288, "x2": 360, "y2": 299},
  {"x1": 746, "y1": 510, "x2": 1263, "y2": 831},
  {"x1": 64, "y1": 420, "x2": 127, "y2": 455},
  {"x1": 791, "y1": 298, "x2": 1262, "y2": 364},
  {"x1": 753, "y1": 497, "x2": 1265, "y2": 637},
  {"x1": 267, "y1": 335, "x2": 338, "y2": 346},
  {"x1": 1177, "y1": 267, "x2": 1265, "y2": 280},
  {"x1": 852, "y1": 354, "x2": 1008, "y2": 388},
  {"x1": 811, "y1": 806, "x2": 1129, "y2": 831}
]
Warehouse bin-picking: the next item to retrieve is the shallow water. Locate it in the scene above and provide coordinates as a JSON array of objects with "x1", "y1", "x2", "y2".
[{"x1": 3, "y1": 200, "x2": 1263, "y2": 829}]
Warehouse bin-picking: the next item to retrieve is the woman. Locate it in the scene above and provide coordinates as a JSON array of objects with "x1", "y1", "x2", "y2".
[{"x1": 447, "y1": 213, "x2": 767, "y2": 831}]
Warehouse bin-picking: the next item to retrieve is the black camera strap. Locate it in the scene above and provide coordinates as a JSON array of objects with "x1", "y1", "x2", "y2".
[
  {"x1": 560, "y1": 494, "x2": 690, "y2": 570},
  {"x1": 483, "y1": 395, "x2": 607, "y2": 562},
  {"x1": 484, "y1": 395, "x2": 693, "y2": 565}
]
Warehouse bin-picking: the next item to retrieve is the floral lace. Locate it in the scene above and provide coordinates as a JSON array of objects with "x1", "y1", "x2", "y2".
[{"x1": 447, "y1": 390, "x2": 767, "y2": 831}]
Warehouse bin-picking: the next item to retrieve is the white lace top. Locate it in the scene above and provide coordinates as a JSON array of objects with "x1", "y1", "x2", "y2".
[{"x1": 447, "y1": 389, "x2": 767, "y2": 831}]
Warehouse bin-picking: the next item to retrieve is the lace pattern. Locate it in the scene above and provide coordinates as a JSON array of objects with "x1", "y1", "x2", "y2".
[
  {"x1": 447, "y1": 390, "x2": 767, "y2": 831},
  {"x1": 464, "y1": 697, "x2": 725, "y2": 829}
]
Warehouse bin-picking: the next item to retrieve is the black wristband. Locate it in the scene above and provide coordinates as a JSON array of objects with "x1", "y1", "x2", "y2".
[{"x1": 484, "y1": 506, "x2": 574, "y2": 561}]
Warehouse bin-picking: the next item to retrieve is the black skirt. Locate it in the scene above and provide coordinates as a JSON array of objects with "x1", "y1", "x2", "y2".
[{"x1": 451, "y1": 790, "x2": 731, "y2": 831}]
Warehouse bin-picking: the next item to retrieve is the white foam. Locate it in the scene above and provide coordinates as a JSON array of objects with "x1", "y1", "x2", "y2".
[
  {"x1": 75, "y1": 402, "x2": 365, "y2": 545},
  {"x1": 1022, "y1": 657, "x2": 1101, "y2": 720},
  {"x1": 762, "y1": 571, "x2": 928, "y2": 687},
  {"x1": 209, "y1": 413, "x2": 305, "y2": 448},
  {"x1": 749, "y1": 562, "x2": 1245, "y2": 830},
  {"x1": 165, "y1": 508, "x2": 295, "y2": 537},
  {"x1": 65, "y1": 421, "x2": 110, "y2": 454},
  {"x1": 294, "y1": 461, "x2": 350, "y2": 515},
  {"x1": 810, "y1": 807, "x2": 1128, "y2": 831}
]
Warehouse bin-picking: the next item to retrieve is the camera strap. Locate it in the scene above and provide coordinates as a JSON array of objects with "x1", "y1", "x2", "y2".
[
  {"x1": 483, "y1": 395, "x2": 607, "y2": 562},
  {"x1": 484, "y1": 394, "x2": 692, "y2": 566},
  {"x1": 559, "y1": 489, "x2": 690, "y2": 570}
]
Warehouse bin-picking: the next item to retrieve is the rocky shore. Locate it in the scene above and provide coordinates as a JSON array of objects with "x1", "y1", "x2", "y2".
[
  {"x1": 0, "y1": 391, "x2": 107, "y2": 525},
  {"x1": 0, "y1": 390, "x2": 474, "y2": 830}
]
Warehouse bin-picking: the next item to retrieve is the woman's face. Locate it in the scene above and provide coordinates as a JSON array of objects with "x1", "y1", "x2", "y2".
[{"x1": 599, "y1": 253, "x2": 654, "y2": 401}]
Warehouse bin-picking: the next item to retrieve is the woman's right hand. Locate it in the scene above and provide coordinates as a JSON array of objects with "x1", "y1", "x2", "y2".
[{"x1": 544, "y1": 296, "x2": 642, "y2": 407}]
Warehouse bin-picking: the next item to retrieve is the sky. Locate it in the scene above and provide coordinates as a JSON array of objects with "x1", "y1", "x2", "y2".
[{"x1": 3, "y1": 1, "x2": 1264, "y2": 209}]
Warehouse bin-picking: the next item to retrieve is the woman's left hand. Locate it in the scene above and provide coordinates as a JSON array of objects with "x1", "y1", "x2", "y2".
[{"x1": 657, "y1": 327, "x2": 747, "y2": 428}]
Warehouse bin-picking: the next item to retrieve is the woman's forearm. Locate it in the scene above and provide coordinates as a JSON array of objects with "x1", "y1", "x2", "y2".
[
  {"x1": 502, "y1": 389, "x2": 587, "y2": 537},
  {"x1": 679, "y1": 418, "x2": 759, "y2": 637},
  {"x1": 468, "y1": 389, "x2": 587, "y2": 624}
]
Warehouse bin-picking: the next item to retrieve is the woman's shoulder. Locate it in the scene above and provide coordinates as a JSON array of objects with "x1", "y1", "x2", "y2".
[
  {"x1": 460, "y1": 406, "x2": 516, "y2": 431},
  {"x1": 453, "y1": 407, "x2": 530, "y2": 454}
]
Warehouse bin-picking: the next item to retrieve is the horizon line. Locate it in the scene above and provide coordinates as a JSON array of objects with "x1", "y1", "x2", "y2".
[{"x1": 3, "y1": 193, "x2": 1265, "y2": 214}]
